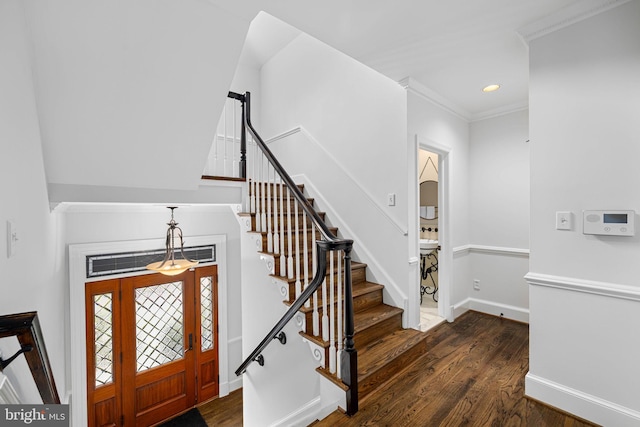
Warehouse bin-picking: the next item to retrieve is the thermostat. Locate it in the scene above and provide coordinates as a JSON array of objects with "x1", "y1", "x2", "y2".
[{"x1": 583, "y1": 210, "x2": 635, "y2": 236}]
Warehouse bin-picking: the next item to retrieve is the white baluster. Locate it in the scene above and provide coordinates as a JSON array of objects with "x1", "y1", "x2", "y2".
[
  {"x1": 322, "y1": 272, "x2": 329, "y2": 342},
  {"x1": 286, "y1": 188, "x2": 294, "y2": 279},
  {"x1": 279, "y1": 178, "x2": 286, "y2": 275},
  {"x1": 294, "y1": 200, "x2": 301, "y2": 299},
  {"x1": 232, "y1": 99, "x2": 237, "y2": 177},
  {"x1": 266, "y1": 164, "x2": 273, "y2": 253},
  {"x1": 312, "y1": 225, "x2": 319, "y2": 336},
  {"x1": 273, "y1": 174, "x2": 280, "y2": 256},
  {"x1": 260, "y1": 156, "x2": 267, "y2": 233},
  {"x1": 303, "y1": 211, "x2": 310, "y2": 308},
  {"x1": 223, "y1": 99, "x2": 228, "y2": 177},
  {"x1": 337, "y1": 250, "x2": 343, "y2": 379},
  {"x1": 329, "y1": 252, "x2": 336, "y2": 374}
]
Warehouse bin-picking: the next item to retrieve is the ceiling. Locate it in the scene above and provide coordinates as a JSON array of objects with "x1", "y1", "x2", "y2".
[{"x1": 210, "y1": 0, "x2": 585, "y2": 121}]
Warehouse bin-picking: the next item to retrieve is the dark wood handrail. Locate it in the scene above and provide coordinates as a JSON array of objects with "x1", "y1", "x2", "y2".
[
  {"x1": 0, "y1": 311, "x2": 60, "y2": 404},
  {"x1": 230, "y1": 91, "x2": 358, "y2": 414}
]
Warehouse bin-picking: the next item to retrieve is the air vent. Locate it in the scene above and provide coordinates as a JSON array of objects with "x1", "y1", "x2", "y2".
[{"x1": 86, "y1": 245, "x2": 215, "y2": 278}]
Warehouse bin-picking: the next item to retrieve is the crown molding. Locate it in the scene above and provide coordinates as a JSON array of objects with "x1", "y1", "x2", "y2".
[
  {"x1": 400, "y1": 77, "x2": 529, "y2": 123},
  {"x1": 517, "y1": 0, "x2": 632, "y2": 44},
  {"x1": 399, "y1": 77, "x2": 472, "y2": 122},
  {"x1": 470, "y1": 102, "x2": 529, "y2": 122}
]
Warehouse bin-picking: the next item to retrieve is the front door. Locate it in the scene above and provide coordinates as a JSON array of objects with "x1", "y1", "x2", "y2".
[{"x1": 86, "y1": 266, "x2": 218, "y2": 426}]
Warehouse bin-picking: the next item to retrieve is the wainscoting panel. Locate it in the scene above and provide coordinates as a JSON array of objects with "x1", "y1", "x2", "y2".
[{"x1": 526, "y1": 272, "x2": 640, "y2": 426}]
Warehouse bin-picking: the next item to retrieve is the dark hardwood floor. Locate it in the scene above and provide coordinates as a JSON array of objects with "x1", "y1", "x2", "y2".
[
  {"x1": 198, "y1": 311, "x2": 598, "y2": 427},
  {"x1": 198, "y1": 389, "x2": 243, "y2": 426}
]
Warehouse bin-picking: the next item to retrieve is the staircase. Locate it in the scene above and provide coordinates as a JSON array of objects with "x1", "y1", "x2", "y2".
[
  {"x1": 227, "y1": 90, "x2": 427, "y2": 419},
  {"x1": 238, "y1": 181, "x2": 429, "y2": 413}
]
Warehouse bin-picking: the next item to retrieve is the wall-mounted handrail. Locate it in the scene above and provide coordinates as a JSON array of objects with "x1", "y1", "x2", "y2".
[
  {"x1": 0, "y1": 311, "x2": 60, "y2": 404},
  {"x1": 230, "y1": 91, "x2": 358, "y2": 415}
]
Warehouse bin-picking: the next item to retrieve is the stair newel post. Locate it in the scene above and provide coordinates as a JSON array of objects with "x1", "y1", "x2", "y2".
[
  {"x1": 329, "y1": 249, "x2": 336, "y2": 374},
  {"x1": 239, "y1": 94, "x2": 247, "y2": 179},
  {"x1": 336, "y1": 249, "x2": 343, "y2": 379},
  {"x1": 341, "y1": 242, "x2": 358, "y2": 416}
]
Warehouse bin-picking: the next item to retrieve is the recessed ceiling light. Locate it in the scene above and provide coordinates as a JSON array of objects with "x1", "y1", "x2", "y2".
[{"x1": 482, "y1": 84, "x2": 501, "y2": 93}]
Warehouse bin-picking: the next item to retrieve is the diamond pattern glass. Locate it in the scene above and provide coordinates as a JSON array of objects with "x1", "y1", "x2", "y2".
[
  {"x1": 135, "y1": 281, "x2": 184, "y2": 372},
  {"x1": 94, "y1": 293, "x2": 113, "y2": 386},
  {"x1": 200, "y1": 276, "x2": 214, "y2": 351}
]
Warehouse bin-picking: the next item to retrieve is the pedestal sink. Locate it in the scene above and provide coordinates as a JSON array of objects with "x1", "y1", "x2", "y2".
[{"x1": 419, "y1": 239, "x2": 439, "y2": 254}]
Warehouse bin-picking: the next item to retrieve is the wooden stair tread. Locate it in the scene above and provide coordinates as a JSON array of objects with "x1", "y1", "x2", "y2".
[
  {"x1": 298, "y1": 303, "x2": 402, "y2": 348},
  {"x1": 353, "y1": 304, "x2": 403, "y2": 334},
  {"x1": 357, "y1": 329, "x2": 427, "y2": 377},
  {"x1": 284, "y1": 281, "x2": 384, "y2": 313},
  {"x1": 269, "y1": 262, "x2": 368, "y2": 285}
]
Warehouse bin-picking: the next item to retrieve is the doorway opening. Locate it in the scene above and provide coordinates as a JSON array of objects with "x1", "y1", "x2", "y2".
[{"x1": 418, "y1": 149, "x2": 444, "y2": 331}]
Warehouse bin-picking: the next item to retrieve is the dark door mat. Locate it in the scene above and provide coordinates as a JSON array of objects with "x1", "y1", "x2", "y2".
[{"x1": 157, "y1": 408, "x2": 208, "y2": 427}]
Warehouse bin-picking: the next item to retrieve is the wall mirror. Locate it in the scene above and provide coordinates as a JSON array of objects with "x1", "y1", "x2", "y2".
[{"x1": 420, "y1": 180, "x2": 438, "y2": 219}]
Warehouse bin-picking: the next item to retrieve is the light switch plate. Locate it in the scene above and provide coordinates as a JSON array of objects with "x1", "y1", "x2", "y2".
[
  {"x1": 387, "y1": 193, "x2": 396, "y2": 206},
  {"x1": 7, "y1": 220, "x2": 17, "y2": 257},
  {"x1": 556, "y1": 211, "x2": 572, "y2": 230}
]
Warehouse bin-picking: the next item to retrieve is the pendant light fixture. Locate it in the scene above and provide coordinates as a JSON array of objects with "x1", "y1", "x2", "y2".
[{"x1": 146, "y1": 207, "x2": 198, "y2": 276}]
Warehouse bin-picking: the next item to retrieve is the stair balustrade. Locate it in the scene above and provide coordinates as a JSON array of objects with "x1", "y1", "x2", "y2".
[
  {"x1": 0, "y1": 311, "x2": 60, "y2": 404},
  {"x1": 202, "y1": 93, "x2": 247, "y2": 180},
  {"x1": 230, "y1": 91, "x2": 358, "y2": 415}
]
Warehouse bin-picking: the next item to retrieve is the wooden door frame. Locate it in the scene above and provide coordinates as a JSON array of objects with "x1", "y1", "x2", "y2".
[{"x1": 69, "y1": 234, "x2": 230, "y2": 426}]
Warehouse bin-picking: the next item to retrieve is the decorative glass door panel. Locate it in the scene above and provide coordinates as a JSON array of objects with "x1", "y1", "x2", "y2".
[
  {"x1": 135, "y1": 281, "x2": 184, "y2": 372},
  {"x1": 195, "y1": 267, "x2": 219, "y2": 403},
  {"x1": 86, "y1": 279, "x2": 121, "y2": 427}
]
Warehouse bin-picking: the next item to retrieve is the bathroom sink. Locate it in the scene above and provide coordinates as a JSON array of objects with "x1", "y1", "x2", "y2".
[{"x1": 420, "y1": 239, "x2": 439, "y2": 253}]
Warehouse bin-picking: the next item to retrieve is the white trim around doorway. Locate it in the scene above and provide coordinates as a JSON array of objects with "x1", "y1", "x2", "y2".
[
  {"x1": 69, "y1": 234, "x2": 230, "y2": 427},
  {"x1": 409, "y1": 135, "x2": 453, "y2": 323}
]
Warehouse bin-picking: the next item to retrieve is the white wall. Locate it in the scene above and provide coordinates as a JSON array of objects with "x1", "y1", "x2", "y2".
[
  {"x1": 261, "y1": 34, "x2": 409, "y2": 308},
  {"x1": 467, "y1": 110, "x2": 530, "y2": 322},
  {"x1": 527, "y1": 2, "x2": 640, "y2": 425},
  {"x1": 0, "y1": 0, "x2": 67, "y2": 404},
  {"x1": 23, "y1": 0, "x2": 248, "y2": 192},
  {"x1": 407, "y1": 87, "x2": 471, "y2": 319}
]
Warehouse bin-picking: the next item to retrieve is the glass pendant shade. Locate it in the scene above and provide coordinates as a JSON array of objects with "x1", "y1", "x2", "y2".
[{"x1": 146, "y1": 207, "x2": 198, "y2": 276}]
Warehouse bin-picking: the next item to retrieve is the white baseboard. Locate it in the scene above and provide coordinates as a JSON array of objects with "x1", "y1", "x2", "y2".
[
  {"x1": 526, "y1": 373, "x2": 640, "y2": 427},
  {"x1": 451, "y1": 298, "x2": 470, "y2": 319},
  {"x1": 450, "y1": 297, "x2": 529, "y2": 323},
  {"x1": 219, "y1": 376, "x2": 243, "y2": 397},
  {"x1": 269, "y1": 396, "x2": 321, "y2": 427}
]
